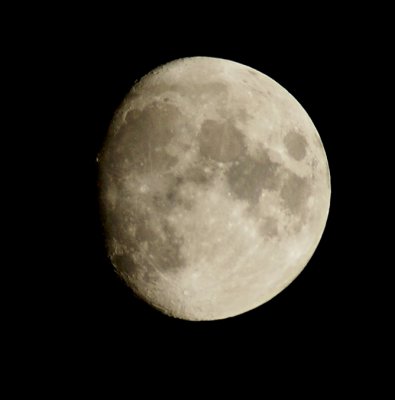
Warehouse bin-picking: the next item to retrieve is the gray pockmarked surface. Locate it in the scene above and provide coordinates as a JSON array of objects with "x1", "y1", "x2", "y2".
[{"x1": 98, "y1": 57, "x2": 331, "y2": 320}]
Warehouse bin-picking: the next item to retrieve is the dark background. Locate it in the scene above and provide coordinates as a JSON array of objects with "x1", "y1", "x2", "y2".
[
  {"x1": 15, "y1": 8, "x2": 389, "y2": 392},
  {"x1": 63, "y1": 42, "x2": 354, "y2": 348}
]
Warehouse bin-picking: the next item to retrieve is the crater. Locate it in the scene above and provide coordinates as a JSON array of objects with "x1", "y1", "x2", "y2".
[
  {"x1": 134, "y1": 217, "x2": 185, "y2": 273},
  {"x1": 147, "y1": 82, "x2": 228, "y2": 100},
  {"x1": 198, "y1": 119, "x2": 246, "y2": 162},
  {"x1": 226, "y1": 150, "x2": 281, "y2": 205},
  {"x1": 247, "y1": 69, "x2": 259, "y2": 77},
  {"x1": 284, "y1": 130, "x2": 308, "y2": 161}
]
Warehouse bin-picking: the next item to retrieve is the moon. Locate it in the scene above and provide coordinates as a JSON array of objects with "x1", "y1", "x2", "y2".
[{"x1": 98, "y1": 57, "x2": 331, "y2": 321}]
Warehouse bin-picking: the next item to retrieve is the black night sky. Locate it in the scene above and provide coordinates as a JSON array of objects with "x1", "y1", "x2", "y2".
[
  {"x1": 17, "y1": 9, "x2": 388, "y2": 392},
  {"x1": 64, "y1": 41, "x2": 353, "y2": 349}
]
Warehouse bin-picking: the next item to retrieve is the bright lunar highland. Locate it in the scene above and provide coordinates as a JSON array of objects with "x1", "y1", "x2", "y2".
[{"x1": 98, "y1": 57, "x2": 331, "y2": 320}]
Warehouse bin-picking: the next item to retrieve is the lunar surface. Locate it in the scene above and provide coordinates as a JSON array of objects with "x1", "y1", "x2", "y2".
[{"x1": 98, "y1": 57, "x2": 330, "y2": 321}]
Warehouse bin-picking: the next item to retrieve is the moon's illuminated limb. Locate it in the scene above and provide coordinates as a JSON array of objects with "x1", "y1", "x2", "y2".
[{"x1": 98, "y1": 57, "x2": 331, "y2": 321}]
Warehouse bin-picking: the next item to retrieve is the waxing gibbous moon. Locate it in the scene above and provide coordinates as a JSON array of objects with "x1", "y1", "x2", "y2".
[{"x1": 98, "y1": 56, "x2": 331, "y2": 321}]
